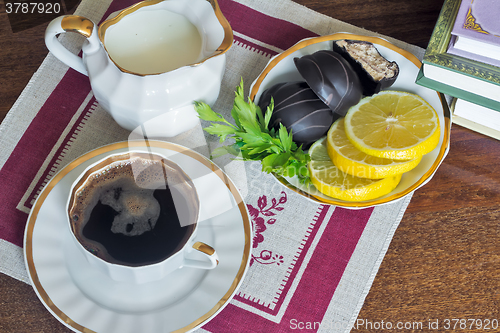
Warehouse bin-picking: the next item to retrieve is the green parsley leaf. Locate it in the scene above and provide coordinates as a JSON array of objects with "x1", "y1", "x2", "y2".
[
  {"x1": 195, "y1": 101, "x2": 232, "y2": 125},
  {"x1": 194, "y1": 79, "x2": 311, "y2": 185},
  {"x1": 278, "y1": 124, "x2": 293, "y2": 152},
  {"x1": 204, "y1": 123, "x2": 237, "y2": 142},
  {"x1": 262, "y1": 100, "x2": 274, "y2": 130}
]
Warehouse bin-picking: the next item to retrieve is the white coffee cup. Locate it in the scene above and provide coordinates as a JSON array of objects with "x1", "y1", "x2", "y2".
[{"x1": 66, "y1": 151, "x2": 218, "y2": 284}]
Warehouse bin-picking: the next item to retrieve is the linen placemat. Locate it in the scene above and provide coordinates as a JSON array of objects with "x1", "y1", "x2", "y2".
[{"x1": 0, "y1": 0, "x2": 422, "y2": 331}]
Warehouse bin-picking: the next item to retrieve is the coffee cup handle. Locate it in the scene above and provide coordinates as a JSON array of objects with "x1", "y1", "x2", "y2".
[
  {"x1": 45, "y1": 15, "x2": 100, "y2": 76},
  {"x1": 184, "y1": 241, "x2": 219, "y2": 270}
]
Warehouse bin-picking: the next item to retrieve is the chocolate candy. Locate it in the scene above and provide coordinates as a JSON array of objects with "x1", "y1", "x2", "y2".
[
  {"x1": 258, "y1": 81, "x2": 338, "y2": 147},
  {"x1": 294, "y1": 50, "x2": 362, "y2": 117},
  {"x1": 332, "y1": 40, "x2": 399, "y2": 96}
]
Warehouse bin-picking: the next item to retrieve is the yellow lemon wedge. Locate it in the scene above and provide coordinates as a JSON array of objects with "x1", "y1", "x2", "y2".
[
  {"x1": 344, "y1": 91, "x2": 440, "y2": 160},
  {"x1": 308, "y1": 137, "x2": 401, "y2": 201},
  {"x1": 327, "y1": 118, "x2": 422, "y2": 179}
]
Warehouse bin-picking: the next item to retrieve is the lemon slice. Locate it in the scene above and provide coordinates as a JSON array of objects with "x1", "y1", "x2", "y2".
[
  {"x1": 344, "y1": 91, "x2": 440, "y2": 160},
  {"x1": 308, "y1": 137, "x2": 401, "y2": 201},
  {"x1": 327, "y1": 118, "x2": 422, "y2": 179}
]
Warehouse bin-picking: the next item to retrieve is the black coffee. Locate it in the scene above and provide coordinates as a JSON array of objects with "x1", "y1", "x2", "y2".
[
  {"x1": 69, "y1": 153, "x2": 199, "y2": 267},
  {"x1": 82, "y1": 185, "x2": 195, "y2": 266}
]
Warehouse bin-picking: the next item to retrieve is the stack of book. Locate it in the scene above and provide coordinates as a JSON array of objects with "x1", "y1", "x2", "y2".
[{"x1": 416, "y1": 0, "x2": 500, "y2": 140}]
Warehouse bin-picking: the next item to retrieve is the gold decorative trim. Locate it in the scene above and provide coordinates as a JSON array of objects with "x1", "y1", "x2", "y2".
[
  {"x1": 249, "y1": 33, "x2": 451, "y2": 208},
  {"x1": 98, "y1": 0, "x2": 233, "y2": 76},
  {"x1": 463, "y1": 7, "x2": 488, "y2": 34},
  {"x1": 462, "y1": 1, "x2": 500, "y2": 38},
  {"x1": 25, "y1": 140, "x2": 251, "y2": 333},
  {"x1": 61, "y1": 15, "x2": 94, "y2": 38},
  {"x1": 425, "y1": 0, "x2": 461, "y2": 56},
  {"x1": 208, "y1": 0, "x2": 234, "y2": 56}
]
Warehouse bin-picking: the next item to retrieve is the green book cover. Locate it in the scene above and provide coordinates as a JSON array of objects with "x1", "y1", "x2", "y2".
[{"x1": 422, "y1": 0, "x2": 500, "y2": 87}]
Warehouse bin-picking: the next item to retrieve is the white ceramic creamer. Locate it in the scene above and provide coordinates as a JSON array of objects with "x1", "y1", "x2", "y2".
[{"x1": 45, "y1": 0, "x2": 233, "y2": 134}]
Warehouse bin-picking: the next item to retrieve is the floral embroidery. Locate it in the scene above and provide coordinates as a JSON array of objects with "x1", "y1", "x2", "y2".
[
  {"x1": 247, "y1": 191, "x2": 287, "y2": 266},
  {"x1": 252, "y1": 250, "x2": 284, "y2": 266}
]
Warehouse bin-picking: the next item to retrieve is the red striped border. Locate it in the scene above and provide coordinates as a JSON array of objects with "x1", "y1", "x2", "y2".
[
  {"x1": 233, "y1": 204, "x2": 330, "y2": 314},
  {"x1": 204, "y1": 206, "x2": 374, "y2": 331}
]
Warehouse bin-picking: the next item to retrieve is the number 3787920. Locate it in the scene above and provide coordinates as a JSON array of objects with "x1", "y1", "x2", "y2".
[
  {"x1": 6, "y1": 2, "x2": 61, "y2": 14},
  {"x1": 443, "y1": 318, "x2": 498, "y2": 330}
]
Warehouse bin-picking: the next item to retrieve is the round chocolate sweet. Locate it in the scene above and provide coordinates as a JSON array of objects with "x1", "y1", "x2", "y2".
[
  {"x1": 294, "y1": 50, "x2": 362, "y2": 116},
  {"x1": 258, "y1": 81, "x2": 339, "y2": 147}
]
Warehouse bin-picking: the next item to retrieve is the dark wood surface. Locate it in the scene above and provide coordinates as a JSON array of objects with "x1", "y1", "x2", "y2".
[{"x1": 2, "y1": 0, "x2": 500, "y2": 332}]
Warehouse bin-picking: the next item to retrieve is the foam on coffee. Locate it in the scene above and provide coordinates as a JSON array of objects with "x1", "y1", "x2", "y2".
[
  {"x1": 98, "y1": 176, "x2": 161, "y2": 236},
  {"x1": 68, "y1": 153, "x2": 199, "y2": 266}
]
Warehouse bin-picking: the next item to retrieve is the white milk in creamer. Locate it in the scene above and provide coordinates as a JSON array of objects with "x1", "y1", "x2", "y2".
[{"x1": 104, "y1": 10, "x2": 203, "y2": 74}]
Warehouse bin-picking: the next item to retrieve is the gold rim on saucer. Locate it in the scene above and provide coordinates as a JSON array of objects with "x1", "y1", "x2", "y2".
[{"x1": 24, "y1": 140, "x2": 251, "y2": 333}]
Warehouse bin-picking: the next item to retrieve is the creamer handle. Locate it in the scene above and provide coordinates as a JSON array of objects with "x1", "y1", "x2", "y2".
[{"x1": 45, "y1": 15, "x2": 99, "y2": 76}]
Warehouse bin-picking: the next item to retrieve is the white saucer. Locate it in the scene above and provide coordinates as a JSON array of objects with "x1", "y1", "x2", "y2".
[{"x1": 24, "y1": 140, "x2": 252, "y2": 333}]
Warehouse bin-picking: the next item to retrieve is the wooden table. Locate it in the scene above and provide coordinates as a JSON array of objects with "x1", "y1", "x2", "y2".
[{"x1": 2, "y1": 0, "x2": 500, "y2": 331}]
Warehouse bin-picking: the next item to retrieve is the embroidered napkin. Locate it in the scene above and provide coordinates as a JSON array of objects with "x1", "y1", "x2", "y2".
[{"x1": 0, "y1": 0, "x2": 423, "y2": 331}]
